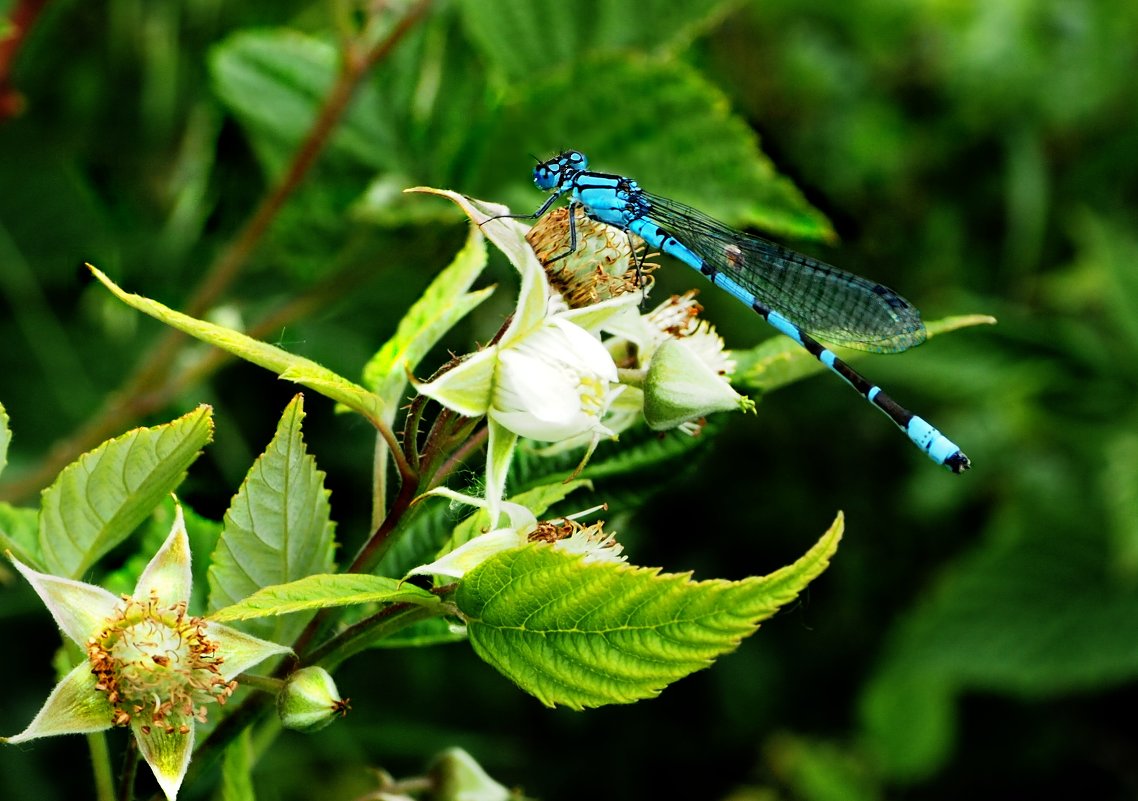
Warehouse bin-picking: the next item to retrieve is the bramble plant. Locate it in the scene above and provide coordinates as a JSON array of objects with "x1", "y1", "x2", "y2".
[
  {"x1": 0, "y1": 183, "x2": 989, "y2": 799},
  {"x1": 0, "y1": 188, "x2": 855, "y2": 801}
]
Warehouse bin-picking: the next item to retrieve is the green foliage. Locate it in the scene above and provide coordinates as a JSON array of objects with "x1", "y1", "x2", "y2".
[
  {"x1": 38, "y1": 405, "x2": 213, "y2": 578},
  {"x1": 3, "y1": 0, "x2": 1137, "y2": 798},
  {"x1": 210, "y1": 573, "x2": 438, "y2": 623},
  {"x1": 458, "y1": 0, "x2": 734, "y2": 83},
  {"x1": 362, "y1": 227, "x2": 492, "y2": 410},
  {"x1": 0, "y1": 501, "x2": 38, "y2": 567},
  {"x1": 210, "y1": 30, "x2": 388, "y2": 179},
  {"x1": 457, "y1": 513, "x2": 842, "y2": 708},
  {"x1": 218, "y1": 730, "x2": 256, "y2": 801},
  {"x1": 90, "y1": 266, "x2": 385, "y2": 422},
  {"x1": 208, "y1": 396, "x2": 335, "y2": 641}
]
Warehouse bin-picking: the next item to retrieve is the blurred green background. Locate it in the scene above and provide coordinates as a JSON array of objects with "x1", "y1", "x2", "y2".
[{"x1": 2, "y1": 0, "x2": 1137, "y2": 798}]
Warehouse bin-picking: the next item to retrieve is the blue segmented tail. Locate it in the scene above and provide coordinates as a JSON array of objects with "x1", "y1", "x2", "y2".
[{"x1": 522, "y1": 149, "x2": 971, "y2": 472}]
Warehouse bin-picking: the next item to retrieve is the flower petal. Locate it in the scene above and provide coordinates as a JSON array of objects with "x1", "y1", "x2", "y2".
[
  {"x1": 558, "y1": 290, "x2": 643, "y2": 336},
  {"x1": 134, "y1": 721, "x2": 194, "y2": 801},
  {"x1": 407, "y1": 529, "x2": 524, "y2": 579},
  {"x1": 201, "y1": 622, "x2": 292, "y2": 680},
  {"x1": 3, "y1": 663, "x2": 113, "y2": 742},
  {"x1": 500, "y1": 242, "x2": 555, "y2": 347},
  {"x1": 9, "y1": 556, "x2": 119, "y2": 645},
  {"x1": 415, "y1": 346, "x2": 498, "y2": 417},
  {"x1": 134, "y1": 503, "x2": 192, "y2": 605}
]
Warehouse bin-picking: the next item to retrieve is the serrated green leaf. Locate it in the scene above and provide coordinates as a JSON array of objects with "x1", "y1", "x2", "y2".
[
  {"x1": 459, "y1": 0, "x2": 735, "y2": 84},
  {"x1": 209, "y1": 29, "x2": 390, "y2": 178},
  {"x1": 456, "y1": 512, "x2": 843, "y2": 708},
  {"x1": 0, "y1": 401, "x2": 10, "y2": 478},
  {"x1": 0, "y1": 501, "x2": 41, "y2": 568},
  {"x1": 38, "y1": 405, "x2": 213, "y2": 579},
  {"x1": 208, "y1": 396, "x2": 335, "y2": 642},
  {"x1": 490, "y1": 55, "x2": 832, "y2": 241},
  {"x1": 733, "y1": 314, "x2": 998, "y2": 395},
  {"x1": 90, "y1": 266, "x2": 384, "y2": 423},
  {"x1": 363, "y1": 226, "x2": 493, "y2": 410},
  {"x1": 210, "y1": 573, "x2": 439, "y2": 622}
]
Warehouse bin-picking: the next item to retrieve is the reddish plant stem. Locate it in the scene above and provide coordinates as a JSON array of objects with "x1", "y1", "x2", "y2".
[
  {"x1": 0, "y1": 0, "x2": 432, "y2": 503},
  {"x1": 0, "y1": 0, "x2": 47, "y2": 121}
]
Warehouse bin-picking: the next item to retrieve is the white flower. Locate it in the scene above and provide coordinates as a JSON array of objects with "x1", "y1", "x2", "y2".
[
  {"x1": 408, "y1": 489, "x2": 624, "y2": 580},
  {"x1": 2, "y1": 504, "x2": 291, "y2": 800},
  {"x1": 409, "y1": 189, "x2": 640, "y2": 525},
  {"x1": 490, "y1": 313, "x2": 621, "y2": 441}
]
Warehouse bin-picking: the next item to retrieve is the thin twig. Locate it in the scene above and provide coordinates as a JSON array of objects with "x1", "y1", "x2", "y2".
[
  {"x1": 0, "y1": 0, "x2": 47, "y2": 121},
  {"x1": 0, "y1": 0, "x2": 432, "y2": 503}
]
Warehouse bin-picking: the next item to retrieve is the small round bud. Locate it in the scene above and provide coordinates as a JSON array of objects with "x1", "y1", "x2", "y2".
[
  {"x1": 277, "y1": 667, "x2": 349, "y2": 733},
  {"x1": 643, "y1": 338, "x2": 753, "y2": 430}
]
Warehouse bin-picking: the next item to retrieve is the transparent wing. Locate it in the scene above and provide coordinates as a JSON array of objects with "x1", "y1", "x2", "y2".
[{"x1": 642, "y1": 192, "x2": 927, "y2": 352}]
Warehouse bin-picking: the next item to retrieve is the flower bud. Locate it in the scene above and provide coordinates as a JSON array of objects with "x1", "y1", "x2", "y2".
[
  {"x1": 429, "y1": 747, "x2": 511, "y2": 801},
  {"x1": 277, "y1": 667, "x2": 348, "y2": 733},
  {"x1": 642, "y1": 338, "x2": 754, "y2": 431}
]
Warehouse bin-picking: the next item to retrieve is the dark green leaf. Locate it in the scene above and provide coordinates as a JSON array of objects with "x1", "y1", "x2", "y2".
[{"x1": 459, "y1": 0, "x2": 735, "y2": 84}]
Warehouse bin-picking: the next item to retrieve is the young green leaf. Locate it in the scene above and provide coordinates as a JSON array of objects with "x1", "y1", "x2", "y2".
[
  {"x1": 456, "y1": 512, "x2": 843, "y2": 709},
  {"x1": 733, "y1": 314, "x2": 998, "y2": 395},
  {"x1": 210, "y1": 573, "x2": 439, "y2": 622},
  {"x1": 0, "y1": 502, "x2": 41, "y2": 569},
  {"x1": 38, "y1": 405, "x2": 213, "y2": 579},
  {"x1": 89, "y1": 265, "x2": 384, "y2": 423},
  {"x1": 208, "y1": 396, "x2": 335, "y2": 642},
  {"x1": 363, "y1": 226, "x2": 493, "y2": 411}
]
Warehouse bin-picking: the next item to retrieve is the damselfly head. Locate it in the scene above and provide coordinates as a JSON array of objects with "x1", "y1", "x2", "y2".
[{"x1": 533, "y1": 150, "x2": 588, "y2": 191}]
